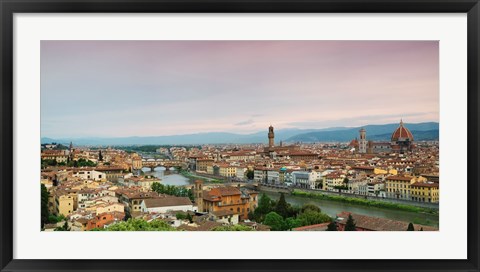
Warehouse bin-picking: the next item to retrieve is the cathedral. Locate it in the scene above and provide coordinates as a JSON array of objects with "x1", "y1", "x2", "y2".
[{"x1": 350, "y1": 120, "x2": 415, "y2": 154}]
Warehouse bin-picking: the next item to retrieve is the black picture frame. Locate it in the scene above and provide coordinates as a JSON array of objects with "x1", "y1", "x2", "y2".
[{"x1": 1, "y1": 0, "x2": 479, "y2": 271}]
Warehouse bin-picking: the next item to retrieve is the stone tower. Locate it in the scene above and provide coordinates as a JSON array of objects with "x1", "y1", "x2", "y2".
[
  {"x1": 268, "y1": 125, "x2": 275, "y2": 149},
  {"x1": 193, "y1": 180, "x2": 203, "y2": 212},
  {"x1": 359, "y1": 128, "x2": 367, "y2": 154}
]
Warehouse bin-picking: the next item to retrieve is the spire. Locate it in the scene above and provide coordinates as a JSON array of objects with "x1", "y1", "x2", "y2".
[{"x1": 400, "y1": 119, "x2": 404, "y2": 126}]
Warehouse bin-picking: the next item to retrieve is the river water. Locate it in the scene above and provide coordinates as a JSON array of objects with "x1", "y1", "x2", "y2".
[
  {"x1": 142, "y1": 168, "x2": 439, "y2": 227},
  {"x1": 141, "y1": 167, "x2": 191, "y2": 186}
]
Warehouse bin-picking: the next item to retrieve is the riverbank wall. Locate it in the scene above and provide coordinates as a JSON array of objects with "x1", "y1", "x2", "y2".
[
  {"x1": 293, "y1": 188, "x2": 439, "y2": 210},
  {"x1": 255, "y1": 185, "x2": 438, "y2": 211}
]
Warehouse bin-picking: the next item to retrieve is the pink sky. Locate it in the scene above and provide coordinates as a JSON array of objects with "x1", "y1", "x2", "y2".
[{"x1": 41, "y1": 41, "x2": 439, "y2": 138}]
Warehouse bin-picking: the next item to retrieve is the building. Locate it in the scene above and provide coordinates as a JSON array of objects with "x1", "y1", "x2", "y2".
[
  {"x1": 324, "y1": 172, "x2": 345, "y2": 191},
  {"x1": 350, "y1": 120, "x2": 415, "y2": 154},
  {"x1": 85, "y1": 212, "x2": 125, "y2": 230},
  {"x1": 131, "y1": 154, "x2": 143, "y2": 170},
  {"x1": 359, "y1": 128, "x2": 367, "y2": 153},
  {"x1": 390, "y1": 120, "x2": 415, "y2": 152},
  {"x1": 140, "y1": 197, "x2": 194, "y2": 213},
  {"x1": 385, "y1": 175, "x2": 428, "y2": 200},
  {"x1": 410, "y1": 181, "x2": 439, "y2": 203},
  {"x1": 218, "y1": 164, "x2": 237, "y2": 177},
  {"x1": 197, "y1": 183, "x2": 258, "y2": 221},
  {"x1": 196, "y1": 158, "x2": 214, "y2": 172},
  {"x1": 292, "y1": 170, "x2": 321, "y2": 189},
  {"x1": 268, "y1": 125, "x2": 275, "y2": 149},
  {"x1": 72, "y1": 169, "x2": 106, "y2": 181},
  {"x1": 55, "y1": 193, "x2": 75, "y2": 216}
]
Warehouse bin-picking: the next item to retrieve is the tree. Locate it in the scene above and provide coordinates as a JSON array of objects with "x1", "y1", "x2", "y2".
[
  {"x1": 246, "y1": 170, "x2": 254, "y2": 180},
  {"x1": 93, "y1": 218, "x2": 175, "y2": 231},
  {"x1": 186, "y1": 213, "x2": 193, "y2": 223},
  {"x1": 176, "y1": 212, "x2": 187, "y2": 220},
  {"x1": 275, "y1": 193, "x2": 289, "y2": 218},
  {"x1": 297, "y1": 210, "x2": 331, "y2": 226},
  {"x1": 343, "y1": 177, "x2": 349, "y2": 186},
  {"x1": 55, "y1": 220, "x2": 70, "y2": 231},
  {"x1": 212, "y1": 225, "x2": 254, "y2": 231},
  {"x1": 264, "y1": 212, "x2": 285, "y2": 231},
  {"x1": 344, "y1": 214, "x2": 356, "y2": 231},
  {"x1": 301, "y1": 204, "x2": 321, "y2": 214},
  {"x1": 327, "y1": 221, "x2": 337, "y2": 231},
  {"x1": 253, "y1": 193, "x2": 275, "y2": 222},
  {"x1": 41, "y1": 184, "x2": 49, "y2": 229},
  {"x1": 99, "y1": 150, "x2": 103, "y2": 162},
  {"x1": 407, "y1": 222, "x2": 415, "y2": 231},
  {"x1": 285, "y1": 217, "x2": 302, "y2": 230}
]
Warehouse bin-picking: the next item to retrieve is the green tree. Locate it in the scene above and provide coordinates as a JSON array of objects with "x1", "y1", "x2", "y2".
[
  {"x1": 41, "y1": 184, "x2": 49, "y2": 229},
  {"x1": 253, "y1": 193, "x2": 275, "y2": 222},
  {"x1": 176, "y1": 212, "x2": 187, "y2": 220},
  {"x1": 212, "y1": 225, "x2": 254, "y2": 231},
  {"x1": 246, "y1": 170, "x2": 254, "y2": 180},
  {"x1": 407, "y1": 222, "x2": 415, "y2": 231},
  {"x1": 297, "y1": 210, "x2": 331, "y2": 226},
  {"x1": 327, "y1": 221, "x2": 337, "y2": 231},
  {"x1": 264, "y1": 211, "x2": 285, "y2": 231},
  {"x1": 343, "y1": 177, "x2": 349, "y2": 186},
  {"x1": 93, "y1": 218, "x2": 175, "y2": 231},
  {"x1": 55, "y1": 220, "x2": 70, "y2": 231},
  {"x1": 48, "y1": 214, "x2": 66, "y2": 223},
  {"x1": 275, "y1": 193, "x2": 289, "y2": 218},
  {"x1": 285, "y1": 217, "x2": 303, "y2": 230},
  {"x1": 301, "y1": 204, "x2": 321, "y2": 214},
  {"x1": 186, "y1": 213, "x2": 193, "y2": 223},
  {"x1": 344, "y1": 214, "x2": 356, "y2": 231}
]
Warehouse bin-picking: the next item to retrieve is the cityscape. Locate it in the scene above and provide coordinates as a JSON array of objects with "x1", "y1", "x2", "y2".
[{"x1": 40, "y1": 40, "x2": 439, "y2": 231}]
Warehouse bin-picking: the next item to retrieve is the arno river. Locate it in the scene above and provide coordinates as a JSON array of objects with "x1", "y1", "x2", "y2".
[{"x1": 143, "y1": 167, "x2": 439, "y2": 227}]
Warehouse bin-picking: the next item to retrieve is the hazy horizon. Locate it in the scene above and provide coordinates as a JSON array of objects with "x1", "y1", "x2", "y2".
[
  {"x1": 41, "y1": 121, "x2": 439, "y2": 140},
  {"x1": 41, "y1": 40, "x2": 439, "y2": 138}
]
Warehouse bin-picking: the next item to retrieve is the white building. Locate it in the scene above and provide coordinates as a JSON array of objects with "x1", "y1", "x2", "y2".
[
  {"x1": 292, "y1": 170, "x2": 321, "y2": 189},
  {"x1": 73, "y1": 170, "x2": 106, "y2": 181},
  {"x1": 140, "y1": 197, "x2": 194, "y2": 214}
]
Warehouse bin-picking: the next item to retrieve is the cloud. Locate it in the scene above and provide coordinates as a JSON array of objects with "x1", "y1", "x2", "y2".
[{"x1": 235, "y1": 119, "x2": 254, "y2": 126}]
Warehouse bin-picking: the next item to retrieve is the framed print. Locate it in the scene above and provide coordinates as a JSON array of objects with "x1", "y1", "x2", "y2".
[{"x1": 1, "y1": 0, "x2": 479, "y2": 271}]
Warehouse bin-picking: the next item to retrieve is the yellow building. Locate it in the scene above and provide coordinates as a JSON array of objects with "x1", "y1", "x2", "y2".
[
  {"x1": 219, "y1": 164, "x2": 236, "y2": 177},
  {"x1": 86, "y1": 202, "x2": 125, "y2": 215},
  {"x1": 385, "y1": 175, "x2": 427, "y2": 200},
  {"x1": 196, "y1": 158, "x2": 214, "y2": 172},
  {"x1": 374, "y1": 168, "x2": 398, "y2": 175},
  {"x1": 410, "y1": 182, "x2": 439, "y2": 203},
  {"x1": 132, "y1": 155, "x2": 143, "y2": 170},
  {"x1": 206, "y1": 165, "x2": 214, "y2": 175},
  {"x1": 55, "y1": 193, "x2": 76, "y2": 216}
]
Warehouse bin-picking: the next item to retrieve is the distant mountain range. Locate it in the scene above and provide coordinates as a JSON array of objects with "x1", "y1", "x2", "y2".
[
  {"x1": 286, "y1": 122, "x2": 439, "y2": 143},
  {"x1": 41, "y1": 122, "x2": 439, "y2": 146}
]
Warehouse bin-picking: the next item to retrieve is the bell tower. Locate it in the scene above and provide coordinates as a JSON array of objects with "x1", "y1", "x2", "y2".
[
  {"x1": 359, "y1": 128, "x2": 367, "y2": 153},
  {"x1": 268, "y1": 125, "x2": 275, "y2": 149},
  {"x1": 194, "y1": 180, "x2": 203, "y2": 212}
]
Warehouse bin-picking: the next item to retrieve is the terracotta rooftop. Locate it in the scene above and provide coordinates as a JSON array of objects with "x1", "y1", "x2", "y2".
[{"x1": 336, "y1": 212, "x2": 437, "y2": 231}]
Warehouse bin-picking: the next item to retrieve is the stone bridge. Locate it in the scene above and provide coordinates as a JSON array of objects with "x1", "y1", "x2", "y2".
[{"x1": 140, "y1": 159, "x2": 187, "y2": 171}]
